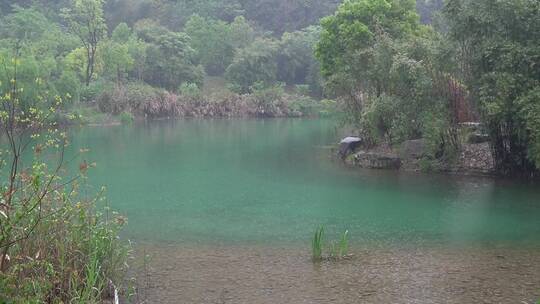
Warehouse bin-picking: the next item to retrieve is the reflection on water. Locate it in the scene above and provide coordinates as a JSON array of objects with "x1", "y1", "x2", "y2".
[{"x1": 66, "y1": 119, "x2": 540, "y2": 246}]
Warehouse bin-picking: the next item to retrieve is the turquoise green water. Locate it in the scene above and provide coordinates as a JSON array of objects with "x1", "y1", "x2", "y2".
[{"x1": 67, "y1": 119, "x2": 540, "y2": 246}]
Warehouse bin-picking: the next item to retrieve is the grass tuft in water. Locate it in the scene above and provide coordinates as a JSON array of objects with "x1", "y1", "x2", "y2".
[
  {"x1": 312, "y1": 226, "x2": 324, "y2": 261},
  {"x1": 338, "y1": 230, "x2": 349, "y2": 258},
  {"x1": 312, "y1": 227, "x2": 351, "y2": 262}
]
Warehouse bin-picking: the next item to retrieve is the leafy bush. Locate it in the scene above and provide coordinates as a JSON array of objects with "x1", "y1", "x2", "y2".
[
  {"x1": 97, "y1": 85, "x2": 128, "y2": 114},
  {"x1": 295, "y1": 84, "x2": 310, "y2": 96},
  {"x1": 0, "y1": 59, "x2": 130, "y2": 303},
  {"x1": 288, "y1": 95, "x2": 317, "y2": 116},
  {"x1": 120, "y1": 111, "x2": 135, "y2": 124},
  {"x1": 179, "y1": 82, "x2": 202, "y2": 99},
  {"x1": 81, "y1": 80, "x2": 114, "y2": 103},
  {"x1": 252, "y1": 82, "x2": 284, "y2": 105},
  {"x1": 124, "y1": 82, "x2": 162, "y2": 111}
]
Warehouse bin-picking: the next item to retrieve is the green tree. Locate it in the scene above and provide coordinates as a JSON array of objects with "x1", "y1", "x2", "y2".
[
  {"x1": 101, "y1": 40, "x2": 134, "y2": 85},
  {"x1": 228, "y1": 16, "x2": 256, "y2": 49},
  {"x1": 225, "y1": 38, "x2": 280, "y2": 93},
  {"x1": 184, "y1": 15, "x2": 235, "y2": 75},
  {"x1": 61, "y1": 0, "x2": 107, "y2": 86},
  {"x1": 277, "y1": 26, "x2": 320, "y2": 86},
  {"x1": 315, "y1": 0, "x2": 422, "y2": 127},
  {"x1": 111, "y1": 22, "x2": 131, "y2": 43},
  {"x1": 101, "y1": 23, "x2": 137, "y2": 84},
  {"x1": 134, "y1": 19, "x2": 204, "y2": 90},
  {"x1": 316, "y1": 0, "x2": 420, "y2": 80}
]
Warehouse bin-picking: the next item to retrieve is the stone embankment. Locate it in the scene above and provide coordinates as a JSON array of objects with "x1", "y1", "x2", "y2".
[{"x1": 340, "y1": 137, "x2": 495, "y2": 176}]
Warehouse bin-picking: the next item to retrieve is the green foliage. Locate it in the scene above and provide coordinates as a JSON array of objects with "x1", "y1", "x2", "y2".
[
  {"x1": 120, "y1": 111, "x2": 134, "y2": 124},
  {"x1": 240, "y1": 0, "x2": 341, "y2": 34},
  {"x1": 101, "y1": 39, "x2": 134, "y2": 84},
  {"x1": 312, "y1": 226, "x2": 351, "y2": 262},
  {"x1": 185, "y1": 15, "x2": 235, "y2": 75},
  {"x1": 0, "y1": 0, "x2": 337, "y2": 121},
  {"x1": 55, "y1": 71, "x2": 81, "y2": 103},
  {"x1": 80, "y1": 79, "x2": 114, "y2": 103},
  {"x1": 315, "y1": 0, "x2": 463, "y2": 159},
  {"x1": 0, "y1": 57, "x2": 129, "y2": 303},
  {"x1": 252, "y1": 83, "x2": 284, "y2": 106},
  {"x1": 518, "y1": 88, "x2": 540, "y2": 169},
  {"x1": 179, "y1": 82, "x2": 202, "y2": 99},
  {"x1": 288, "y1": 95, "x2": 320, "y2": 116},
  {"x1": 111, "y1": 22, "x2": 131, "y2": 43},
  {"x1": 0, "y1": 5, "x2": 55, "y2": 42},
  {"x1": 416, "y1": 0, "x2": 443, "y2": 24},
  {"x1": 418, "y1": 157, "x2": 434, "y2": 172},
  {"x1": 156, "y1": 0, "x2": 339, "y2": 34},
  {"x1": 445, "y1": 0, "x2": 540, "y2": 174},
  {"x1": 225, "y1": 38, "x2": 280, "y2": 93},
  {"x1": 277, "y1": 26, "x2": 321, "y2": 86},
  {"x1": 312, "y1": 226, "x2": 324, "y2": 261},
  {"x1": 316, "y1": 0, "x2": 427, "y2": 131},
  {"x1": 183, "y1": 15, "x2": 255, "y2": 76},
  {"x1": 135, "y1": 20, "x2": 204, "y2": 90},
  {"x1": 61, "y1": 0, "x2": 107, "y2": 86},
  {"x1": 329, "y1": 230, "x2": 350, "y2": 259},
  {"x1": 316, "y1": 0, "x2": 420, "y2": 79}
]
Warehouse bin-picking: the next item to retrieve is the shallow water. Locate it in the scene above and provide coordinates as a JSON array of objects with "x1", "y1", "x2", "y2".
[
  {"x1": 135, "y1": 244, "x2": 540, "y2": 304},
  {"x1": 67, "y1": 119, "x2": 540, "y2": 303}
]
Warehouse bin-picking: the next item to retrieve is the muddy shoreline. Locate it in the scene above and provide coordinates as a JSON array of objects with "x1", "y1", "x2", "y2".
[{"x1": 133, "y1": 243, "x2": 540, "y2": 303}]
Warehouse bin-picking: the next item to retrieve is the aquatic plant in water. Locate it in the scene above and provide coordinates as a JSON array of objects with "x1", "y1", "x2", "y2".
[
  {"x1": 312, "y1": 227, "x2": 350, "y2": 261},
  {"x1": 312, "y1": 226, "x2": 324, "y2": 261}
]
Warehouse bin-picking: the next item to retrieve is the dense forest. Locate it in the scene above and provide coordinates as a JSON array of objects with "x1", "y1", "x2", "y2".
[{"x1": 1, "y1": 0, "x2": 539, "y2": 302}]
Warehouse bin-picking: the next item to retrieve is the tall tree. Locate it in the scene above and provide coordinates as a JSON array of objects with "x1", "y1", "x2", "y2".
[{"x1": 61, "y1": 0, "x2": 107, "y2": 86}]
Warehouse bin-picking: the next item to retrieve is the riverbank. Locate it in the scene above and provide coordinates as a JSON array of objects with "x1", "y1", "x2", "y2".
[
  {"x1": 342, "y1": 140, "x2": 495, "y2": 176},
  {"x1": 59, "y1": 92, "x2": 331, "y2": 128},
  {"x1": 90, "y1": 83, "x2": 330, "y2": 121},
  {"x1": 134, "y1": 242, "x2": 540, "y2": 304}
]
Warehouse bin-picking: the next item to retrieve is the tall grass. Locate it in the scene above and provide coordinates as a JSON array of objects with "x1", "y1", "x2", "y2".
[{"x1": 0, "y1": 194, "x2": 131, "y2": 303}]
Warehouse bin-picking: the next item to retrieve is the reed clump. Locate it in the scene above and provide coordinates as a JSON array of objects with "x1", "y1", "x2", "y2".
[{"x1": 311, "y1": 226, "x2": 350, "y2": 262}]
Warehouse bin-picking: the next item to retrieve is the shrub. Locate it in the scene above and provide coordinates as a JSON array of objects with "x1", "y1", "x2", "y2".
[
  {"x1": 124, "y1": 82, "x2": 161, "y2": 112},
  {"x1": 0, "y1": 59, "x2": 130, "y2": 303},
  {"x1": 295, "y1": 84, "x2": 311, "y2": 96},
  {"x1": 120, "y1": 111, "x2": 135, "y2": 124},
  {"x1": 252, "y1": 83, "x2": 284, "y2": 105},
  {"x1": 97, "y1": 85, "x2": 128, "y2": 115},
  {"x1": 80, "y1": 80, "x2": 114, "y2": 103},
  {"x1": 179, "y1": 82, "x2": 202, "y2": 99},
  {"x1": 288, "y1": 95, "x2": 317, "y2": 116}
]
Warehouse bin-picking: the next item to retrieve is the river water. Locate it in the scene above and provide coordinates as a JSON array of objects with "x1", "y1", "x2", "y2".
[{"x1": 67, "y1": 119, "x2": 540, "y2": 303}]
